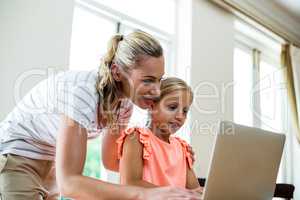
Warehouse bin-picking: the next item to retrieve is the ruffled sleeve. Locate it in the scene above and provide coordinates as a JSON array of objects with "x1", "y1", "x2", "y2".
[
  {"x1": 174, "y1": 137, "x2": 194, "y2": 169},
  {"x1": 116, "y1": 127, "x2": 152, "y2": 160}
]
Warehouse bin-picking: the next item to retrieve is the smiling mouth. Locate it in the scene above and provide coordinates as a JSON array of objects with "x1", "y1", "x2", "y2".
[
  {"x1": 140, "y1": 96, "x2": 160, "y2": 107},
  {"x1": 169, "y1": 122, "x2": 181, "y2": 130},
  {"x1": 142, "y1": 96, "x2": 160, "y2": 101}
]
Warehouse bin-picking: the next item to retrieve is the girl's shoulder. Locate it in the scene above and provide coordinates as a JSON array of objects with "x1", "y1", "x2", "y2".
[
  {"x1": 172, "y1": 136, "x2": 194, "y2": 169},
  {"x1": 116, "y1": 127, "x2": 152, "y2": 160}
]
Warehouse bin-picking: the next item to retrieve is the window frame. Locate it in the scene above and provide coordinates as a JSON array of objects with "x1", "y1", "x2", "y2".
[
  {"x1": 70, "y1": 0, "x2": 178, "y2": 183},
  {"x1": 234, "y1": 19, "x2": 288, "y2": 183},
  {"x1": 74, "y1": 0, "x2": 177, "y2": 75},
  {"x1": 234, "y1": 19, "x2": 285, "y2": 131}
]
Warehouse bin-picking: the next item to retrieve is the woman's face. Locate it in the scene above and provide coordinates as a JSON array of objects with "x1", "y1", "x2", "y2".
[
  {"x1": 151, "y1": 90, "x2": 192, "y2": 135},
  {"x1": 120, "y1": 56, "x2": 165, "y2": 109}
]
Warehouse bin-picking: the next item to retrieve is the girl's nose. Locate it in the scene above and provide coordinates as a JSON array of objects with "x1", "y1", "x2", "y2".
[{"x1": 175, "y1": 111, "x2": 185, "y2": 122}]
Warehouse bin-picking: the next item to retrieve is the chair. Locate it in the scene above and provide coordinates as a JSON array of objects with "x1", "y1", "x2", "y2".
[
  {"x1": 273, "y1": 183, "x2": 295, "y2": 199},
  {"x1": 197, "y1": 178, "x2": 295, "y2": 199}
]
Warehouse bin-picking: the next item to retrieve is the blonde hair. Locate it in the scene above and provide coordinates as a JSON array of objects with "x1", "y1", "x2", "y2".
[
  {"x1": 97, "y1": 31, "x2": 163, "y2": 126},
  {"x1": 159, "y1": 77, "x2": 193, "y2": 103}
]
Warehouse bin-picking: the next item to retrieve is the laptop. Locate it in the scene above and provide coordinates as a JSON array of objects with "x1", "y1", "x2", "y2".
[{"x1": 202, "y1": 121, "x2": 286, "y2": 200}]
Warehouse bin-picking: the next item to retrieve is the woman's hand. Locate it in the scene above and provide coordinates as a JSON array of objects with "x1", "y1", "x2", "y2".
[
  {"x1": 187, "y1": 145, "x2": 196, "y2": 163},
  {"x1": 141, "y1": 186, "x2": 203, "y2": 200}
]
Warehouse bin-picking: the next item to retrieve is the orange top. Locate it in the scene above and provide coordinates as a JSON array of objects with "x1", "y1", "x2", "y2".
[{"x1": 117, "y1": 127, "x2": 194, "y2": 188}]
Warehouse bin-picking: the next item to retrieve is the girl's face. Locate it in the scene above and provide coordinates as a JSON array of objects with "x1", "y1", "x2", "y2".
[
  {"x1": 120, "y1": 56, "x2": 165, "y2": 109},
  {"x1": 151, "y1": 90, "x2": 192, "y2": 135}
]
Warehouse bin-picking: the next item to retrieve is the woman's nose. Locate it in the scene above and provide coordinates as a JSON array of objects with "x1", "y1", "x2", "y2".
[{"x1": 150, "y1": 83, "x2": 161, "y2": 97}]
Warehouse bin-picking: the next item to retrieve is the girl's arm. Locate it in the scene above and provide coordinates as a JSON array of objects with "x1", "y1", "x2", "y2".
[{"x1": 119, "y1": 131, "x2": 157, "y2": 188}]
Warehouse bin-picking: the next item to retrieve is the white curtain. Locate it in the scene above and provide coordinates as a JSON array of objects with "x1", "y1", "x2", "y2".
[
  {"x1": 290, "y1": 46, "x2": 300, "y2": 134},
  {"x1": 283, "y1": 45, "x2": 300, "y2": 199}
]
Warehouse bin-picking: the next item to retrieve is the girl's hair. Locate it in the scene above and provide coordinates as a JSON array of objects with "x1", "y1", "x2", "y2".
[
  {"x1": 159, "y1": 77, "x2": 193, "y2": 103},
  {"x1": 97, "y1": 31, "x2": 163, "y2": 126}
]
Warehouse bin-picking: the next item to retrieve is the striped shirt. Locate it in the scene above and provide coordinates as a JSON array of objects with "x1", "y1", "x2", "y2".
[{"x1": 0, "y1": 70, "x2": 133, "y2": 160}]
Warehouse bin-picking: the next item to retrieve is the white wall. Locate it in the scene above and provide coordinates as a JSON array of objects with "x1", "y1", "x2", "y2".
[
  {"x1": 190, "y1": 0, "x2": 234, "y2": 178},
  {"x1": 0, "y1": 0, "x2": 74, "y2": 120}
]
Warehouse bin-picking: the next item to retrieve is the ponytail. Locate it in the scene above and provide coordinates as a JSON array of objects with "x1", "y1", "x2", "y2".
[{"x1": 97, "y1": 34, "x2": 123, "y2": 126}]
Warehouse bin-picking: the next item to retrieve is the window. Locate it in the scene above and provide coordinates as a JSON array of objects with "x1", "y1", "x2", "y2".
[
  {"x1": 69, "y1": 0, "x2": 176, "y2": 73},
  {"x1": 68, "y1": 0, "x2": 177, "y2": 188},
  {"x1": 69, "y1": 5, "x2": 117, "y2": 70},
  {"x1": 259, "y1": 57, "x2": 286, "y2": 133},
  {"x1": 234, "y1": 20, "x2": 284, "y2": 131},
  {"x1": 93, "y1": 0, "x2": 176, "y2": 34},
  {"x1": 234, "y1": 46, "x2": 253, "y2": 126},
  {"x1": 233, "y1": 20, "x2": 286, "y2": 182}
]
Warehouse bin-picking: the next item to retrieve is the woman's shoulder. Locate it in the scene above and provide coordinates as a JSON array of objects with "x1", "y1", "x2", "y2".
[
  {"x1": 55, "y1": 70, "x2": 98, "y2": 89},
  {"x1": 52, "y1": 70, "x2": 100, "y2": 129},
  {"x1": 55, "y1": 70, "x2": 99, "y2": 102}
]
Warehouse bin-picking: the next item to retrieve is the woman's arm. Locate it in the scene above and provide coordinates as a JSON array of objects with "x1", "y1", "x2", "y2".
[
  {"x1": 56, "y1": 116, "x2": 143, "y2": 199},
  {"x1": 119, "y1": 131, "x2": 157, "y2": 188},
  {"x1": 56, "y1": 116, "x2": 202, "y2": 199},
  {"x1": 102, "y1": 102, "x2": 132, "y2": 172},
  {"x1": 101, "y1": 129, "x2": 120, "y2": 172}
]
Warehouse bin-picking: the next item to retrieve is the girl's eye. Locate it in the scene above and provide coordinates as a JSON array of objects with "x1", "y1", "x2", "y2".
[
  {"x1": 183, "y1": 108, "x2": 189, "y2": 114},
  {"x1": 168, "y1": 105, "x2": 178, "y2": 111}
]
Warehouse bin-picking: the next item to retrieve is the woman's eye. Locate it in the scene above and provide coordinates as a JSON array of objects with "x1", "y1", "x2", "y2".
[{"x1": 143, "y1": 79, "x2": 153, "y2": 84}]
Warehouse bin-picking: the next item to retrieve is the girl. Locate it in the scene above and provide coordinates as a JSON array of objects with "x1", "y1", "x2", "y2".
[
  {"x1": 117, "y1": 77, "x2": 202, "y2": 191},
  {"x1": 0, "y1": 31, "x2": 199, "y2": 200}
]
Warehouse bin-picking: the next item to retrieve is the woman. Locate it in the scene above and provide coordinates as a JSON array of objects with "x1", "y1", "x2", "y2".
[{"x1": 0, "y1": 31, "x2": 200, "y2": 200}]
